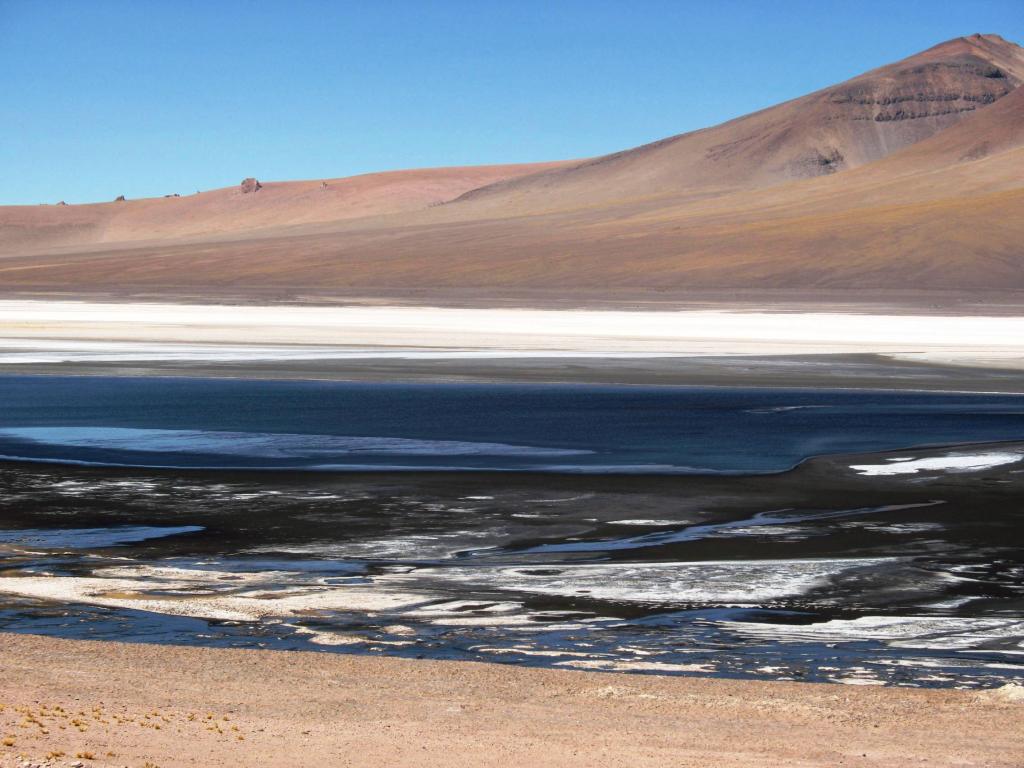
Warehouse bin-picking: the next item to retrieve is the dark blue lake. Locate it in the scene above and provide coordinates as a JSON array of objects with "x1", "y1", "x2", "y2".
[{"x1": 2, "y1": 376, "x2": 1024, "y2": 472}]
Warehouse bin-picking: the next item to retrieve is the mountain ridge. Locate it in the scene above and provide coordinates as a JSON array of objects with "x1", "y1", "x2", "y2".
[{"x1": 442, "y1": 33, "x2": 1024, "y2": 216}]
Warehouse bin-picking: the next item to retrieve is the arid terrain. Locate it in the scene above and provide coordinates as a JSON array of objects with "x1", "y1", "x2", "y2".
[
  {"x1": 1, "y1": 34, "x2": 1022, "y2": 302},
  {"x1": 1, "y1": 634, "x2": 1022, "y2": 768}
]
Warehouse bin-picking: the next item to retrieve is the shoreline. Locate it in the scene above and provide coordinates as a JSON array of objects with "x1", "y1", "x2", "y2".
[
  {"x1": 5, "y1": 289, "x2": 1024, "y2": 315},
  {"x1": 1, "y1": 299, "x2": 1023, "y2": 391},
  {"x1": 1, "y1": 633, "x2": 1021, "y2": 767},
  {"x1": 3, "y1": 362, "x2": 1024, "y2": 394},
  {"x1": 2, "y1": 300, "x2": 1023, "y2": 360}
]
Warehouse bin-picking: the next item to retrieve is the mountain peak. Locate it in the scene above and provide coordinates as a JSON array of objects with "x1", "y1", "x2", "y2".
[
  {"x1": 906, "y1": 32, "x2": 1024, "y2": 82},
  {"x1": 925, "y1": 32, "x2": 1014, "y2": 52},
  {"x1": 967, "y1": 32, "x2": 1012, "y2": 45}
]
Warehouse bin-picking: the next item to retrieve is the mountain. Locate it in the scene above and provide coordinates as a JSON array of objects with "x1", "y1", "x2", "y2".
[
  {"x1": 1, "y1": 34, "x2": 1022, "y2": 302},
  {"x1": 442, "y1": 33, "x2": 1024, "y2": 216}
]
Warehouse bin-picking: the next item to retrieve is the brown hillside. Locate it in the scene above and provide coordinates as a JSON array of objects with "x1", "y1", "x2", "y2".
[{"x1": 0, "y1": 161, "x2": 573, "y2": 257}]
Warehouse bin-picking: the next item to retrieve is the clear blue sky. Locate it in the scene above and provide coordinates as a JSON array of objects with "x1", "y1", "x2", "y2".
[{"x1": 2, "y1": 0, "x2": 1021, "y2": 205}]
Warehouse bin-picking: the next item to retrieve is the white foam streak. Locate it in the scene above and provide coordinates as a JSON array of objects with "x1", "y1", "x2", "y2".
[
  {"x1": 0, "y1": 572, "x2": 437, "y2": 622},
  {"x1": 725, "y1": 615, "x2": 1024, "y2": 654},
  {"x1": 851, "y1": 451, "x2": 1023, "y2": 475},
  {"x1": 396, "y1": 558, "x2": 890, "y2": 605}
]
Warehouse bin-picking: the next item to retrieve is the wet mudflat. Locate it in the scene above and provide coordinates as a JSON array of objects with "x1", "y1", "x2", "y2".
[{"x1": 0, "y1": 440, "x2": 1021, "y2": 688}]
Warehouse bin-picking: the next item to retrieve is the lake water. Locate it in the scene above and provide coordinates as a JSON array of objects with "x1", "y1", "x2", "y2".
[{"x1": 2, "y1": 376, "x2": 1024, "y2": 471}]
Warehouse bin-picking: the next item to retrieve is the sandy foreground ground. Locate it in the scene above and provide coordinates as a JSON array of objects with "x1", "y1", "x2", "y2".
[
  {"x1": 0, "y1": 633, "x2": 1022, "y2": 768},
  {"x1": 1, "y1": 300, "x2": 1024, "y2": 369}
]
